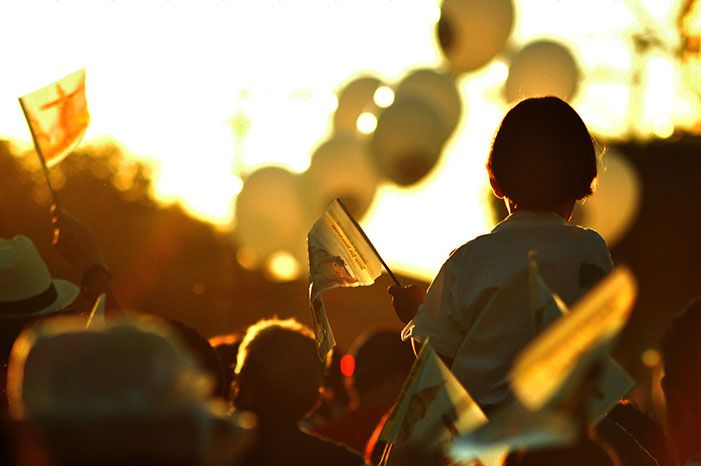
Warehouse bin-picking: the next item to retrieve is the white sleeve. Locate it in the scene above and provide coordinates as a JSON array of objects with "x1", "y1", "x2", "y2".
[{"x1": 401, "y1": 261, "x2": 465, "y2": 359}]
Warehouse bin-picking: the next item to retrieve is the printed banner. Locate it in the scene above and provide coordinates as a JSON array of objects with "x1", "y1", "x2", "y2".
[{"x1": 307, "y1": 199, "x2": 383, "y2": 359}]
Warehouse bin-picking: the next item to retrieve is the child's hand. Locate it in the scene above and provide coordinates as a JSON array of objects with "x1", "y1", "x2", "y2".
[{"x1": 388, "y1": 284, "x2": 425, "y2": 324}]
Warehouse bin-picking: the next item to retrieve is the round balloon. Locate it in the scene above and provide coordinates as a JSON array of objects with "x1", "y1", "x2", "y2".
[
  {"x1": 505, "y1": 40, "x2": 580, "y2": 102},
  {"x1": 302, "y1": 136, "x2": 379, "y2": 221},
  {"x1": 437, "y1": 0, "x2": 514, "y2": 74},
  {"x1": 574, "y1": 149, "x2": 642, "y2": 248},
  {"x1": 394, "y1": 68, "x2": 463, "y2": 138},
  {"x1": 234, "y1": 166, "x2": 307, "y2": 267},
  {"x1": 370, "y1": 96, "x2": 447, "y2": 186},
  {"x1": 333, "y1": 75, "x2": 383, "y2": 135}
]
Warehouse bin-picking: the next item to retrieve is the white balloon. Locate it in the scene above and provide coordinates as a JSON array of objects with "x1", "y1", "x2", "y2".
[
  {"x1": 371, "y1": 96, "x2": 447, "y2": 186},
  {"x1": 302, "y1": 136, "x2": 379, "y2": 221},
  {"x1": 505, "y1": 40, "x2": 580, "y2": 102},
  {"x1": 333, "y1": 75, "x2": 383, "y2": 135},
  {"x1": 438, "y1": 0, "x2": 515, "y2": 74},
  {"x1": 234, "y1": 166, "x2": 306, "y2": 266},
  {"x1": 394, "y1": 68, "x2": 463, "y2": 138},
  {"x1": 575, "y1": 149, "x2": 642, "y2": 247}
]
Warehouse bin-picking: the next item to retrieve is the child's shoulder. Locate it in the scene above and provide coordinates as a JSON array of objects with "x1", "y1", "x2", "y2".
[
  {"x1": 569, "y1": 224, "x2": 610, "y2": 251},
  {"x1": 445, "y1": 232, "x2": 498, "y2": 261}
]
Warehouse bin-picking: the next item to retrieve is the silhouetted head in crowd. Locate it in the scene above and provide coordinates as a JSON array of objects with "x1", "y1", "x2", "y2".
[
  {"x1": 349, "y1": 327, "x2": 415, "y2": 406},
  {"x1": 209, "y1": 332, "x2": 244, "y2": 401},
  {"x1": 162, "y1": 318, "x2": 228, "y2": 400},
  {"x1": 660, "y1": 297, "x2": 701, "y2": 465},
  {"x1": 305, "y1": 347, "x2": 351, "y2": 424},
  {"x1": 233, "y1": 318, "x2": 325, "y2": 423},
  {"x1": 487, "y1": 96, "x2": 598, "y2": 214}
]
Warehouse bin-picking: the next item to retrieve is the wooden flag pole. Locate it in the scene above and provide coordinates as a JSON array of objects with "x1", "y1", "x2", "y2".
[
  {"x1": 335, "y1": 198, "x2": 401, "y2": 287},
  {"x1": 18, "y1": 98, "x2": 60, "y2": 210}
]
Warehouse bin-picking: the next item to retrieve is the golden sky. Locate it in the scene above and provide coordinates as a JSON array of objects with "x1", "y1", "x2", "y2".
[{"x1": 0, "y1": 0, "x2": 699, "y2": 281}]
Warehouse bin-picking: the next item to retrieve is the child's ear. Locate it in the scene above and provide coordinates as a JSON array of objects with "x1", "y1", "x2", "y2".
[{"x1": 489, "y1": 175, "x2": 505, "y2": 199}]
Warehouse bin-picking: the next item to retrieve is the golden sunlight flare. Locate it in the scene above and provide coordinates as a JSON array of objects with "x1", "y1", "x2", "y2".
[{"x1": 1, "y1": 0, "x2": 700, "y2": 282}]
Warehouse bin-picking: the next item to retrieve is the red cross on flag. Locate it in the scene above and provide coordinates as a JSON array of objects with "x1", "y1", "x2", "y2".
[{"x1": 19, "y1": 69, "x2": 90, "y2": 167}]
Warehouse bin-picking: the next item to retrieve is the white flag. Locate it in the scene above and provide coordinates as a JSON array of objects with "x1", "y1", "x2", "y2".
[
  {"x1": 307, "y1": 199, "x2": 383, "y2": 359},
  {"x1": 379, "y1": 341, "x2": 487, "y2": 457}
]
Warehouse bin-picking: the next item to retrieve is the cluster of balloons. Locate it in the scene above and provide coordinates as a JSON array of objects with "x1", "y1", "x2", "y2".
[
  {"x1": 234, "y1": 0, "x2": 639, "y2": 278},
  {"x1": 233, "y1": 66, "x2": 464, "y2": 278}
]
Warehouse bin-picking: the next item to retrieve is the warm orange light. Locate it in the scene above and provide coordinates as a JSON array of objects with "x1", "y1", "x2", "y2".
[
  {"x1": 641, "y1": 348, "x2": 662, "y2": 368},
  {"x1": 265, "y1": 252, "x2": 301, "y2": 282},
  {"x1": 340, "y1": 354, "x2": 355, "y2": 377},
  {"x1": 373, "y1": 86, "x2": 395, "y2": 108},
  {"x1": 356, "y1": 112, "x2": 378, "y2": 134}
]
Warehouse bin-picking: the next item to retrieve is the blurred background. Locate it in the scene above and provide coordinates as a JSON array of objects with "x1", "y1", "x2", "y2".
[{"x1": 1, "y1": 0, "x2": 700, "y2": 388}]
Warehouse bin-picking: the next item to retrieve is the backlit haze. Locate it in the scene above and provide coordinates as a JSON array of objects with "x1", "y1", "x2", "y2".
[{"x1": 1, "y1": 0, "x2": 699, "y2": 282}]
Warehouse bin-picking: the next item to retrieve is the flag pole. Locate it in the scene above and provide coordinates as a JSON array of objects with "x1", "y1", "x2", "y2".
[
  {"x1": 18, "y1": 98, "x2": 60, "y2": 210},
  {"x1": 335, "y1": 198, "x2": 401, "y2": 287}
]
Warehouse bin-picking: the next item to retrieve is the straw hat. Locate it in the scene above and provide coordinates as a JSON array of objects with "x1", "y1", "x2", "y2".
[{"x1": 0, "y1": 235, "x2": 78, "y2": 319}]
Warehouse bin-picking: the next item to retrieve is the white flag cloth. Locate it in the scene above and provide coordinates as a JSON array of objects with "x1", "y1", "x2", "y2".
[
  {"x1": 19, "y1": 69, "x2": 90, "y2": 167},
  {"x1": 378, "y1": 341, "x2": 490, "y2": 462},
  {"x1": 307, "y1": 199, "x2": 383, "y2": 359},
  {"x1": 528, "y1": 250, "x2": 568, "y2": 331}
]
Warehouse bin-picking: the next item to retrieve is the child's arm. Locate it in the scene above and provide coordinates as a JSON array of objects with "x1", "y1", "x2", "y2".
[{"x1": 387, "y1": 284, "x2": 426, "y2": 324}]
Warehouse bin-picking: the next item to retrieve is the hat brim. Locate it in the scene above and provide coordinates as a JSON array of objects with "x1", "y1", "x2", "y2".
[{"x1": 0, "y1": 279, "x2": 79, "y2": 320}]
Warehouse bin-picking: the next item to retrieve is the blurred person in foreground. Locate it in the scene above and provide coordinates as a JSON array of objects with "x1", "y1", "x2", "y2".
[
  {"x1": 503, "y1": 436, "x2": 622, "y2": 466},
  {"x1": 231, "y1": 317, "x2": 364, "y2": 466},
  {"x1": 660, "y1": 298, "x2": 701, "y2": 466},
  {"x1": 5, "y1": 316, "x2": 255, "y2": 466},
  {"x1": 0, "y1": 208, "x2": 118, "y2": 413},
  {"x1": 307, "y1": 328, "x2": 415, "y2": 458}
]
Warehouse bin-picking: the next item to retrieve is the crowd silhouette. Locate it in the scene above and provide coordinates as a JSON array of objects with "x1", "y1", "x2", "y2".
[{"x1": 0, "y1": 96, "x2": 697, "y2": 465}]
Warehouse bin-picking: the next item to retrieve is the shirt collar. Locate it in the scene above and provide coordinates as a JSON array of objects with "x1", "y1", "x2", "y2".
[{"x1": 492, "y1": 210, "x2": 569, "y2": 233}]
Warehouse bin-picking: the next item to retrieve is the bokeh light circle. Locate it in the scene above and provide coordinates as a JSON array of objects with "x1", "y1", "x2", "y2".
[
  {"x1": 505, "y1": 39, "x2": 580, "y2": 102},
  {"x1": 574, "y1": 149, "x2": 642, "y2": 248},
  {"x1": 234, "y1": 166, "x2": 306, "y2": 267},
  {"x1": 302, "y1": 135, "x2": 379, "y2": 221},
  {"x1": 333, "y1": 75, "x2": 383, "y2": 135},
  {"x1": 394, "y1": 68, "x2": 463, "y2": 138},
  {"x1": 437, "y1": 0, "x2": 515, "y2": 74},
  {"x1": 370, "y1": 96, "x2": 447, "y2": 186}
]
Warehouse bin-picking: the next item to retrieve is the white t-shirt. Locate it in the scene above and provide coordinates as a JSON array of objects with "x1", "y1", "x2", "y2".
[{"x1": 404, "y1": 210, "x2": 613, "y2": 406}]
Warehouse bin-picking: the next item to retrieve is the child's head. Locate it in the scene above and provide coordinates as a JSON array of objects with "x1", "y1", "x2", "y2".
[{"x1": 487, "y1": 96, "x2": 598, "y2": 211}]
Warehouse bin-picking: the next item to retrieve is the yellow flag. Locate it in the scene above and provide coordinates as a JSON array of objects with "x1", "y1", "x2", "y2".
[
  {"x1": 525, "y1": 256, "x2": 636, "y2": 425},
  {"x1": 307, "y1": 199, "x2": 383, "y2": 359},
  {"x1": 379, "y1": 341, "x2": 486, "y2": 453},
  {"x1": 19, "y1": 69, "x2": 90, "y2": 167},
  {"x1": 512, "y1": 267, "x2": 637, "y2": 413}
]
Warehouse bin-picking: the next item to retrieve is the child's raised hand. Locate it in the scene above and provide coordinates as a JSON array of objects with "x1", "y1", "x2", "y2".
[{"x1": 388, "y1": 284, "x2": 425, "y2": 324}]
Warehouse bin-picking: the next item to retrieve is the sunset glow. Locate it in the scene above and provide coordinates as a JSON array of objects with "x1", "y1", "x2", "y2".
[{"x1": 1, "y1": 0, "x2": 700, "y2": 281}]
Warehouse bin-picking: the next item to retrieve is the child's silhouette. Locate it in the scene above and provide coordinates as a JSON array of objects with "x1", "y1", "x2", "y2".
[{"x1": 389, "y1": 96, "x2": 613, "y2": 413}]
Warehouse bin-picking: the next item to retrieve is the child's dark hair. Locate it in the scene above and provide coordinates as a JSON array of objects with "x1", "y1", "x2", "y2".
[{"x1": 487, "y1": 96, "x2": 598, "y2": 210}]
